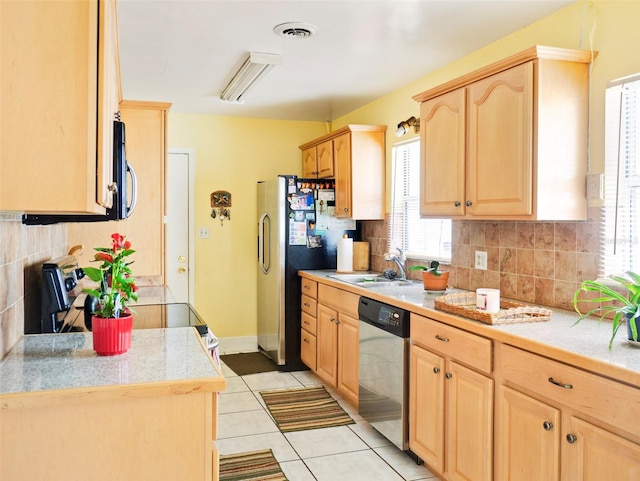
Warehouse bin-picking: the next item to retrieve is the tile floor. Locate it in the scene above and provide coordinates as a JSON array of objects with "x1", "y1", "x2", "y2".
[{"x1": 217, "y1": 361, "x2": 439, "y2": 481}]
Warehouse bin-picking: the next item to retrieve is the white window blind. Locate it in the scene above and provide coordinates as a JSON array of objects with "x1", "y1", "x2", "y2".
[
  {"x1": 603, "y1": 74, "x2": 640, "y2": 276},
  {"x1": 389, "y1": 138, "x2": 452, "y2": 261}
]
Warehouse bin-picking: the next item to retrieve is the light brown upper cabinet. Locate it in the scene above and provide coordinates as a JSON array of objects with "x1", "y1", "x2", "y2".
[
  {"x1": 302, "y1": 139, "x2": 334, "y2": 178},
  {"x1": 67, "y1": 101, "x2": 171, "y2": 283},
  {"x1": 414, "y1": 46, "x2": 594, "y2": 220},
  {"x1": 0, "y1": 0, "x2": 121, "y2": 214},
  {"x1": 299, "y1": 125, "x2": 386, "y2": 220}
]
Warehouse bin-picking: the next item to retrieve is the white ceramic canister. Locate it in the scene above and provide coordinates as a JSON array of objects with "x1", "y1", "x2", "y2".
[{"x1": 476, "y1": 288, "x2": 500, "y2": 314}]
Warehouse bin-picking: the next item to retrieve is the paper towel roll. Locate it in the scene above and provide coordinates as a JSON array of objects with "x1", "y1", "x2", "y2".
[{"x1": 337, "y1": 236, "x2": 353, "y2": 272}]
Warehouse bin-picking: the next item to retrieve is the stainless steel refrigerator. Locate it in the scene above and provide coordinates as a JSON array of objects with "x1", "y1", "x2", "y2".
[{"x1": 257, "y1": 175, "x2": 359, "y2": 370}]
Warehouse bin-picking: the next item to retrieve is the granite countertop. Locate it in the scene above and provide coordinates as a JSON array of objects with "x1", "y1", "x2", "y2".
[
  {"x1": 0, "y1": 327, "x2": 225, "y2": 400},
  {"x1": 301, "y1": 270, "x2": 640, "y2": 387}
]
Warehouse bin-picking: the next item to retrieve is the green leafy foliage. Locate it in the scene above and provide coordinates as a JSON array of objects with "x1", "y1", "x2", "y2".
[
  {"x1": 83, "y1": 233, "x2": 138, "y2": 318},
  {"x1": 408, "y1": 260, "x2": 442, "y2": 276},
  {"x1": 573, "y1": 271, "x2": 640, "y2": 349}
]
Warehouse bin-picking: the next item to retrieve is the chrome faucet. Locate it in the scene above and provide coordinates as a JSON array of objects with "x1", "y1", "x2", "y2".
[{"x1": 384, "y1": 248, "x2": 407, "y2": 280}]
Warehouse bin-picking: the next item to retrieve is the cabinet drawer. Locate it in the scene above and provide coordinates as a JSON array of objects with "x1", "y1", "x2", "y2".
[
  {"x1": 301, "y1": 329, "x2": 317, "y2": 371},
  {"x1": 301, "y1": 311, "x2": 317, "y2": 336},
  {"x1": 301, "y1": 295, "x2": 317, "y2": 317},
  {"x1": 301, "y1": 278, "x2": 318, "y2": 299},
  {"x1": 318, "y1": 284, "x2": 359, "y2": 318},
  {"x1": 411, "y1": 314, "x2": 492, "y2": 375},
  {"x1": 501, "y1": 344, "x2": 640, "y2": 437}
]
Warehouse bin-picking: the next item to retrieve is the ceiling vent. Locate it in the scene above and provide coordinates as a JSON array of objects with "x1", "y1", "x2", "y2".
[{"x1": 273, "y1": 22, "x2": 318, "y2": 39}]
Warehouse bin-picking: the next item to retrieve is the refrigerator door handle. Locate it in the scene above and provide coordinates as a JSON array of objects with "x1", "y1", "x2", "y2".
[{"x1": 258, "y1": 212, "x2": 270, "y2": 274}]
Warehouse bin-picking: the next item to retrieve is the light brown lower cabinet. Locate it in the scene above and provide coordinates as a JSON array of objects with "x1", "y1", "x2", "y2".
[
  {"x1": 497, "y1": 343, "x2": 640, "y2": 481},
  {"x1": 315, "y1": 284, "x2": 360, "y2": 406},
  {"x1": 409, "y1": 314, "x2": 493, "y2": 481}
]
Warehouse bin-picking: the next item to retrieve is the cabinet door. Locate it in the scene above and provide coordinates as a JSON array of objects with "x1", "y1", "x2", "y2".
[
  {"x1": 316, "y1": 304, "x2": 339, "y2": 387},
  {"x1": 561, "y1": 417, "x2": 640, "y2": 481},
  {"x1": 446, "y1": 361, "x2": 493, "y2": 481},
  {"x1": 316, "y1": 140, "x2": 334, "y2": 178},
  {"x1": 68, "y1": 102, "x2": 169, "y2": 281},
  {"x1": 467, "y1": 61, "x2": 534, "y2": 216},
  {"x1": 302, "y1": 147, "x2": 318, "y2": 178},
  {"x1": 409, "y1": 344, "x2": 445, "y2": 472},
  {"x1": 96, "y1": 0, "x2": 120, "y2": 208},
  {"x1": 301, "y1": 329, "x2": 317, "y2": 371},
  {"x1": 496, "y1": 385, "x2": 561, "y2": 481},
  {"x1": 337, "y1": 313, "x2": 359, "y2": 406},
  {"x1": 0, "y1": 1, "x2": 108, "y2": 213},
  {"x1": 420, "y1": 88, "x2": 466, "y2": 216},
  {"x1": 333, "y1": 133, "x2": 353, "y2": 218}
]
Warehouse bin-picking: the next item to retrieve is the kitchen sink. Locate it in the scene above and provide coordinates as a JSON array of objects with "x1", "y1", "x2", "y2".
[{"x1": 328, "y1": 273, "x2": 416, "y2": 288}]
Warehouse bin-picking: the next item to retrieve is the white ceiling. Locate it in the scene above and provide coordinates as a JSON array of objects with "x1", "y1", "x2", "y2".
[{"x1": 117, "y1": 0, "x2": 573, "y2": 122}]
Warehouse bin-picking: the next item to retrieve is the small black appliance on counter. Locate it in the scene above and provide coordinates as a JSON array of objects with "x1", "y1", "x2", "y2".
[{"x1": 37, "y1": 254, "x2": 85, "y2": 334}]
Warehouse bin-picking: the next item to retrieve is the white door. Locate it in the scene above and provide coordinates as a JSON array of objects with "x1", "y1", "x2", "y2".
[{"x1": 166, "y1": 150, "x2": 194, "y2": 304}]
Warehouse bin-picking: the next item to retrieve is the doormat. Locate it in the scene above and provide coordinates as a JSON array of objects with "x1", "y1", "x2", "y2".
[
  {"x1": 220, "y1": 352, "x2": 280, "y2": 376},
  {"x1": 260, "y1": 386, "x2": 355, "y2": 433},
  {"x1": 219, "y1": 449, "x2": 287, "y2": 481}
]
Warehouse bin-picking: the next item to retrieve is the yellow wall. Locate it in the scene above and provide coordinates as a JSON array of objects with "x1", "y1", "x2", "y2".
[
  {"x1": 168, "y1": 0, "x2": 640, "y2": 338},
  {"x1": 167, "y1": 114, "x2": 325, "y2": 336}
]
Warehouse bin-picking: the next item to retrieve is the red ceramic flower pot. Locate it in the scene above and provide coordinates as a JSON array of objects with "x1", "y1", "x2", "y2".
[{"x1": 92, "y1": 314, "x2": 133, "y2": 356}]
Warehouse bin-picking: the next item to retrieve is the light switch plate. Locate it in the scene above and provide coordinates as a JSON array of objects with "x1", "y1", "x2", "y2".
[
  {"x1": 586, "y1": 173, "x2": 603, "y2": 200},
  {"x1": 198, "y1": 227, "x2": 210, "y2": 239},
  {"x1": 475, "y1": 250, "x2": 488, "y2": 270}
]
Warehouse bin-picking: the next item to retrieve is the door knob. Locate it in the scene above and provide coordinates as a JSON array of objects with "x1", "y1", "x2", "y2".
[
  {"x1": 178, "y1": 267, "x2": 186, "y2": 273},
  {"x1": 178, "y1": 256, "x2": 186, "y2": 263}
]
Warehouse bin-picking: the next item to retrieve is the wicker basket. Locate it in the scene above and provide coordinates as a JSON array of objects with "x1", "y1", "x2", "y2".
[{"x1": 434, "y1": 292, "x2": 552, "y2": 325}]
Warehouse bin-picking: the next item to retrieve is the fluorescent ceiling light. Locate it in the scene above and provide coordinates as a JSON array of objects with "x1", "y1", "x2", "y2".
[{"x1": 220, "y1": 52, "x2": 282, "y2": 103}]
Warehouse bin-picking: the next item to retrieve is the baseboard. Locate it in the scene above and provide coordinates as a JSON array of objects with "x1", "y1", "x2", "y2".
[{"x1": 217, "y1": 335, "x2": 258, "y2": 355}]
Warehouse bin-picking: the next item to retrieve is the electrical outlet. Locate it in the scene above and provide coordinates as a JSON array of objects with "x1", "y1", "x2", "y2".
[
  {"x1": 198, "y1": 227, "x2": 210, "y2": 239},
  {"x1": 586, "y1": 173, "x2": 603, "y2": 200},
  {"x1": 475, "y1": 250, "x2": 488, "y2": 270}
]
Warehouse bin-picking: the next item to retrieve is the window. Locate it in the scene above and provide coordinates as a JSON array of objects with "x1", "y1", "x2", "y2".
[
  {"x1": 388, "y1": 138, "x2": 452, "y2": 261},
  {"x1": 603, "y1": 74, "x2": 640, "y2": 276}
]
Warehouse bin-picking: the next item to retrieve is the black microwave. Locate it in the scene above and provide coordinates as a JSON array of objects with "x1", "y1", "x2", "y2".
[{"x1": 22, "y1": 120, "x2": 138, "y2": 225}]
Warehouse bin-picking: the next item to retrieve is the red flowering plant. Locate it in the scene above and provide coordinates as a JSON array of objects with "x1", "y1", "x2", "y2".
[{"x1": 83, "y1": 233, "x2": 138, "y2": 318}]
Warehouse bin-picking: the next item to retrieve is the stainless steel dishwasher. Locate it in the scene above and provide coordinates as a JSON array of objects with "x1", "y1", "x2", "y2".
[{"x1": 358, "y1": 296, "x2": 410, "y2": 450}]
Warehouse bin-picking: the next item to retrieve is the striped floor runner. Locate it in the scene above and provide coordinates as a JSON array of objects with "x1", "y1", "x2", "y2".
[
  {"x1": 260, "y1": 385, "x2": 355, "y2": 433},
  {"x1": 219, "y1": 449, "x2": 287, "y2": 481}
]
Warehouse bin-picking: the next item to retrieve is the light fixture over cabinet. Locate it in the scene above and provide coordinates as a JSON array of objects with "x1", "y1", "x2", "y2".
[
  {"x1": 220, "y1": 52, "x2": 282, "y2": 103},
  {"x1": 395, "y1": 116, "x2": 420, "y2": 137}
]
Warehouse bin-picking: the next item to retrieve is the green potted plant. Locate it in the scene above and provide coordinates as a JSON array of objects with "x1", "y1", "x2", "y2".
[
  {"x1": 408, "y1": 261, "x2": 449, "y2": 291},
  {"x1": 573, "y1": 271, "x2": 640, "y2": 349},
  {"x1": 83, "y1": 233, "x2": 138, "y2": 355}
]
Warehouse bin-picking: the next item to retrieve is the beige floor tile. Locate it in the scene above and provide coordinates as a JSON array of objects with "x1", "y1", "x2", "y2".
[
  {"x1": 374, "y1": 446, "x2": 439, "y2": 480},
  {"x1": 218, "y1": 391, "x2": 263, "y2": 414},
  {"x1": 217, "y1": 409, "x2": 279, "y2": 439},
  {"x1": 243, "y1": 371, "x2": 304, "y2": 392},
  {"x1": 279, "y1": 460, "x2": 316, "y2": 481},
  {"x1": 222, "y1": 375, "x2": 250, "y2": 394},
  {"x1": 348, "y1": 421, "x2": 394, "y2": 448},
  {"x1": 304, "y1": 450, "x2": 404, "y2": 481},
  {"x1": 216, "y1": 431, "x2": 299, "y2": 462},
  {"x1": 285, "y1": 425, "x2": 368, "y2": 459}
]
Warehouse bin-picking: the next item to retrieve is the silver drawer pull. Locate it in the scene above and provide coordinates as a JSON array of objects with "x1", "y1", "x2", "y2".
[
  {"x1": 548, "y1": 377, "x2": 573, "y2": 389},
  {"x1": 543, "y1": 421, "x2": 553, "y2": 431},
  {"x1": 435, "y1": 335, "x2": 449, "y2": 342},
  {"x1": 304, "y1": 284, "x2": 311, "y2": 289},
  {"x1": 303, "y1": 338, "x2": 310, "y2": 344},
  {"x1": 304, "y1": 303, "x2": 310, "y2": 308}
]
